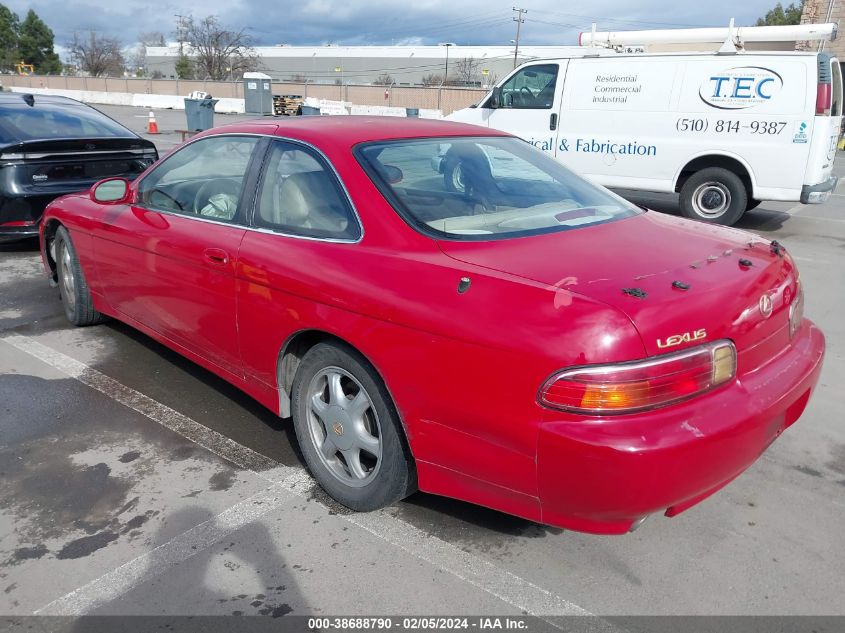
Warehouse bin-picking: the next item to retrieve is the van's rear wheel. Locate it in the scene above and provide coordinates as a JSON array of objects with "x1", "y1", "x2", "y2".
[
  {"x1": 679, "y1": 167, "x2": 747, "y2": 226},
  {"x1": 443, "y1": 158, "x2": 466, "y2": 193}
]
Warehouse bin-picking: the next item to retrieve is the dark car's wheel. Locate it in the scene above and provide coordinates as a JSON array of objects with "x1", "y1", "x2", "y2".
[
  {"x1": 55, "y1": 226, "x2": 106, "y2": 326},
  {"x1": 679, "y1": 168, "x2": 747, "y2": 226},
  {"x1": 291, "y1": 342, "x2": 416, "y2": 511}
]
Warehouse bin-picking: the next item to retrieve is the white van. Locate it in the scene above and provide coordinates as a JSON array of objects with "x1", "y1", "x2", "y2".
[{"x1": 446, "y1": 51, "x2": 843, "y2": 225}]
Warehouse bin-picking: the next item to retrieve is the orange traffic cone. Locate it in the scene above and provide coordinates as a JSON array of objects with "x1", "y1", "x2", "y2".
[{"x1": 147, "y1": 111, "x2": 160, "y2": 134}]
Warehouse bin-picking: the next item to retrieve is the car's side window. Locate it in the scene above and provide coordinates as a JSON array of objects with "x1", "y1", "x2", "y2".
[
  {"x1": 496, "y1": 64, "x2": 559, "y2": 110},
  {"x1": 137, "y1": 136, "x2": 260, "y2": 223},
  {"x1": 254, "y1": 141, "x2": 361, "y2": 241}
]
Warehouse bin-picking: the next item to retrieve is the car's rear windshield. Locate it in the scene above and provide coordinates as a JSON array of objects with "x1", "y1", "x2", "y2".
[
  {"x1": 0, "y1": 101, "x2": 135, "y2": 144},
  {"x1": 356, "y1": 136, "x2": 640, "y2": 240}
]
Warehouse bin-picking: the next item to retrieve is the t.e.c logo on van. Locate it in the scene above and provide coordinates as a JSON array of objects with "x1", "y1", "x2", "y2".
[{"x1": 700, "y1": 67, "x2": 783, "y2": 110}]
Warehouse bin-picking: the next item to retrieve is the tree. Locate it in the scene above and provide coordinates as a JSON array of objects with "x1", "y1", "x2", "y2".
[
  {"x1": 67, "y1": 32, "x2": 125, "y2": 77},
  {"x1": 482, "y1": 71, "x2": 499, "y2": 88},
  {"x1": 373, "y1": 73, "x2": 394, "y2": 85},
  {"x1": 181, "y1": 15, "x2": 258, "y2": 80},
  {"x1": 175, "y1": 53, "x2": 194, "y2": 79},
  {"x1": 756, "y1": 1, "x2": 804, "y2": 26},
  {"x1": 421, "y1": 73, "x2": 443, "y2": 87},
  {"x1": 18, "y1": 10, "x2": 61, "y2": 74},
  {"x1": 452, "y1": 57, "x2": 481, "y2": 86},
  {"x1": 0, "y1": 3, "x2": 20, "y2": 72}
]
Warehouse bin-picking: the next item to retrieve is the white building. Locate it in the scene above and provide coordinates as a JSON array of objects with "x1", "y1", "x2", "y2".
[{"x1": 144, "y1": 44, "x2": 586, "y2": 85}]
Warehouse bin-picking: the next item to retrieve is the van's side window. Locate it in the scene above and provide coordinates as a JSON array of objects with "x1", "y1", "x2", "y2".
[{"x1": 496, "y1": 64, "x2": 558, "y2": 110}]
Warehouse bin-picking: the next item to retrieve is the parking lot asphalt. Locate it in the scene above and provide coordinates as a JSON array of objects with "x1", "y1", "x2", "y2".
[{"x1": 1, "y1": 105, "x2": 844, "y2": 619}]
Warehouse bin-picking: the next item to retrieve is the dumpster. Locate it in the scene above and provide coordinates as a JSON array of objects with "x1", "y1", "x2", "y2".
[
  {"x1": 300, "y1": 105, "x2": 321, "y2": 116},
  {"x1": 184, "y1": 96, "x2": 218, "y2": 131},
  {"x1": 406, "y1": 108, "x2": 420, "y2": 118},
  {"x1": 243, "y1": 72, "x2": 273, "y2": 115}
]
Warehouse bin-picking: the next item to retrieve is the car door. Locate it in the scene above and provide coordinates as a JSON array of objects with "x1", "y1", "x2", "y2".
[
  {"x1": 236, "y1": 139, "x2": 362, "y2": 391},
  {"x1": 485, "y1": 62, "x2": 567, "y2": 156},
  {"x1": 94, "y1": 134, "x2": 264, "y2": 378}
]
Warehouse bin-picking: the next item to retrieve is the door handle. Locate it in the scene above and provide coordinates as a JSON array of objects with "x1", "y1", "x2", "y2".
[
  {"x1": 203, "y1": 248, "x2": 229, "y2": 266},
  {"x1": 550, "y1": 113, "x2": 558, "y2": 131}
]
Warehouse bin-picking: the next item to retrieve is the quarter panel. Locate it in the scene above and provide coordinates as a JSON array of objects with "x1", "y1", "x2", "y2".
[{"x1": 236, "y1": 229, "x2": 644, "y2": 495}]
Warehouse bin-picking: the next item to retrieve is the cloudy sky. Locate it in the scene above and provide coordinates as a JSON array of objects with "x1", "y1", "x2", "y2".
[{"x1": 4, "y1": 0, "x2": 781, "y2": 50}]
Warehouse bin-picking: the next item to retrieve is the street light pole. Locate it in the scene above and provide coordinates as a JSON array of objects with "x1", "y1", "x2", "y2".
[{"x1": 440, "y1": 42, "x2": 453, "y2": 84}]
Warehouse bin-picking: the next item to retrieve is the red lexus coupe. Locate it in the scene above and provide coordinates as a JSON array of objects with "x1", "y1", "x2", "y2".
[{"x1": 38, "y1": 117, "x2": 824, "y2": 534}]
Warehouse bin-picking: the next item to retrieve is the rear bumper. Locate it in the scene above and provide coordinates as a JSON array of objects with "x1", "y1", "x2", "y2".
[
  {"x1": 0, "y1": 224, "x2": 39, "y2": 242},
  {"x1": 536, "y1": 322, "x2": 825, "y2": 534},
  {"x1": 0, "y1": 193, "x2": 53, "y2": 240},
  {"x1": 801, "y1": 176, "x2": 838, "y2": 204}
]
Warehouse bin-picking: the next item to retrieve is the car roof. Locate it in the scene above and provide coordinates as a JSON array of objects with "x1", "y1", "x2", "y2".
[
  {"x1": 0, "y1": 92, "x2": 88, "y2": 107},
  {"x1": 0, "y1": 93, "x2": 140, "y2": 147},
  {"x1": 213, "y1": 116, "x2": 511, "y2": 146}
]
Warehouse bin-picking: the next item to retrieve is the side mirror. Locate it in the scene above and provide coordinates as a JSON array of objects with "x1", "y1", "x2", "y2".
[
  {"x1": 489, "y1": 86, "x2": 501, "y2": 109},
  {"x1": 91, "y1": 178, "x2": 131, "y2": 204}
]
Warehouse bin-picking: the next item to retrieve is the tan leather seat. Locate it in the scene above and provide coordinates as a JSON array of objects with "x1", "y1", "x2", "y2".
[{"x1": 270, "y1": 171, "x2": 350, "y2": 235}]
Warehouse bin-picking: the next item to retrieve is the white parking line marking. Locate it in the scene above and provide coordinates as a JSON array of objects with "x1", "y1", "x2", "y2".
[
  {"x1": 6, "y1": 333, "x2": 595, "y2": 621},
  {"x1": 1, "y1": 333, "x2": 280, "y2": 475},
  {"x1": 346, "y1": 511, "x2": 592, "y2": 617},
  {"x1": 35, "y1": 471, "x2": 310, "y2": 616}
]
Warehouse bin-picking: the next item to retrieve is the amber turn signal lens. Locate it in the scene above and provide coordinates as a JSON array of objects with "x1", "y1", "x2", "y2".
[
  {"x1": 712, "y1": 344, "x2": 736, "y2": 385},
  {"x1": 540, "y1": 341, "x2": 737, "y2": 415},
  {"x1": 789, "y1": 282, "x2": 804, "y2": 340}
]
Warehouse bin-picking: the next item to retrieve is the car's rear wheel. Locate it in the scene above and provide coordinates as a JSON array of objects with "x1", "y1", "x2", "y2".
[
  {"x1": 679, "y1": 167, "x2": 747, "y2": 226},
  {"x1": 291, "y1": 342, "x2": 415, "y2": 511},
  {"x1": 443, "y1": 158, "x2": 466, "y2": 193},
  {"x1": 55, "y1": 226, "x2": 106, "y2": 326}
]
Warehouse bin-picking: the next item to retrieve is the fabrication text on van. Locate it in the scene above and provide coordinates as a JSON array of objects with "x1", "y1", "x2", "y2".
[
  {"x1": 526, "y1": 137, "x2": 658, "y2": 157},
  {"x1": 572, "y1": 139, "x2": 657, "y2": 156}
]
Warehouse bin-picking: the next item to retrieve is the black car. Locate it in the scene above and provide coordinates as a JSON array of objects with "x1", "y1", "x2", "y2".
[{"x1": 0, "y1": 93, "x2": 158, "y2": 241}]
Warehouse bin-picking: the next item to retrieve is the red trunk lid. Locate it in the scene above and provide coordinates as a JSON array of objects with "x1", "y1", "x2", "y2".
[{"x1": 438, "y1": 212, "x2": 798, "y2": 367}]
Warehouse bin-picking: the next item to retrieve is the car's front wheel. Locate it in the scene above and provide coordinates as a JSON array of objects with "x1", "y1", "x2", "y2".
[
  {"x1": 55, "y1": 226, "x2": 106, "y2": 326},
  {"x1": 291, "y1": 342, "x2": 416, "y2": 511}
]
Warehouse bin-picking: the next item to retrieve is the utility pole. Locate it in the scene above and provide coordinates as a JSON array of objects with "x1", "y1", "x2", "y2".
[
  {"x1": 439, "y1": 42, "x2": 454, "y2": 84},
  {"x1": 175, "y1": 14, "x2": 187, "y2": 56},
  {"x1": 512, "y1": 7, "x2": 526, "y2": 69}
]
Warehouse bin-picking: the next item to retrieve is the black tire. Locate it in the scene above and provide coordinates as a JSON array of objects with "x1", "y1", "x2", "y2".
[
  {"x1": 55, "y1": 226, "x2": 106, "y2": 326},
  {"x1": 291, "y1": 342, "x2": 416, "y2": 511},
  {"x1": 746, "y1": 198, "x2": 762, "y2": 211},
  {"x1": 679, "y1": 167, "x2": 747, "y2": 226},
  {"x1": 443, "y1": 157, "x2": 466, "y2": 193}
]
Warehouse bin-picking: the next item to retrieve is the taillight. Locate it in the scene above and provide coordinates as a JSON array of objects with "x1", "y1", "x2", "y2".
[
  {"x1": 816, "y1": 83, "x2": 832, "y2": 116},
  {"x1": 539, "y1": 341, "x2": 737, "y2": 415}
]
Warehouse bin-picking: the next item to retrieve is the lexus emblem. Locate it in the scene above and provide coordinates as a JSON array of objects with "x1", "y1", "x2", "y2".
[
  {"x1": 332, "y1": 422, "x2": 344, "y2": 436},
  {"x1": 759, "y1": 295, "x2": 773, "y2": 318}
]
